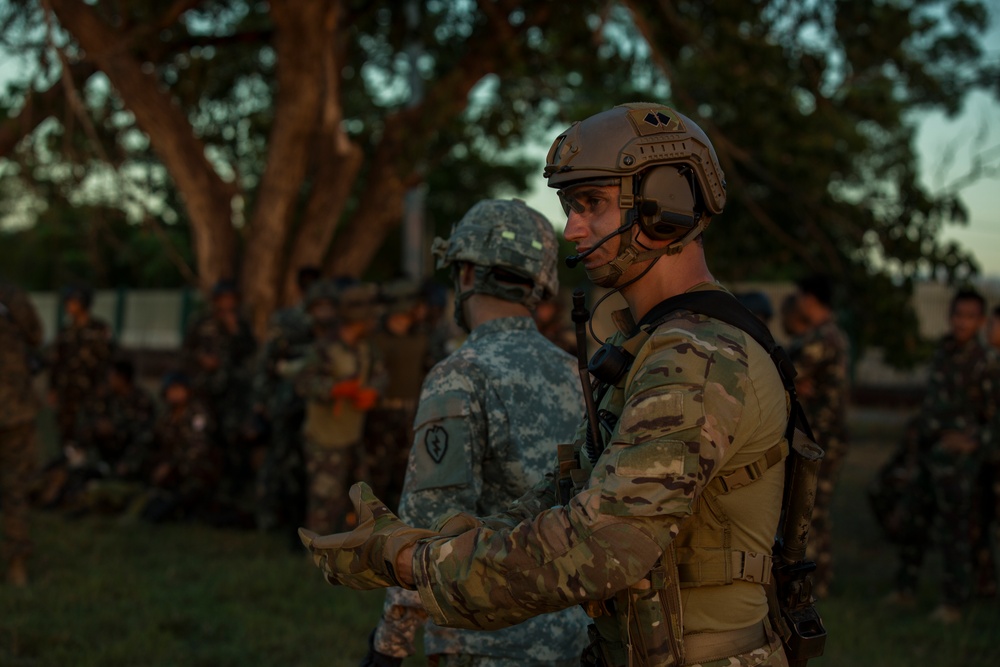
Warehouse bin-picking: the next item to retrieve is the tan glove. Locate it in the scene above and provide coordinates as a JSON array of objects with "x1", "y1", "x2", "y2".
[
  {"x1": 298, "y1": 482, "x2": 437, "y2": 590},
  {"x1": 430, "y1": 510, "x2": 483, "y2": 535}
]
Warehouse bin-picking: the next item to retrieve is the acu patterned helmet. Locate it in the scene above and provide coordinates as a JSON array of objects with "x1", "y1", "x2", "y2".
[{"x1": 432, "y1": 199, "x2": 559, "y2": 309}]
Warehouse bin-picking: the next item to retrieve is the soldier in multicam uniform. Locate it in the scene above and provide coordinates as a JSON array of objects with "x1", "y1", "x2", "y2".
[
  {"x1": 253, "y1": 266, "x2": 320, "y2": 540},
  {"x1": 365, "y1": 279, "x2": 433, "y2": 512},
  {"x1": 787, "y1": 275, "x2": 850, "y2": 599},
  {"x1": 291, "y1": 279, "x2": 386, "y2": 535},
  {"x1": 181, "y1": 278, "x2": 258, "y2": 505},
  {"x1": 47, "y1": 284, "x2": 115, "y2": 451},
  {"x1": 363, "y1": 200, "x2": 589, "y2": 666},
  {"x1": 876, "y1": 288, "x2": 990, "y2": 623},
  {"x1": 0, "y1": 281, "x2": 43, "y2": 586},
  {"x1": 301, "y1": 104, "x2": 796, "y2": 667}
]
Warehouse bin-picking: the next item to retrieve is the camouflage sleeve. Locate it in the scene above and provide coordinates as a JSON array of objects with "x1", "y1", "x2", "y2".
[
  {"x1": 398, "y1": 361, "x2": 487, "y2": 528},
  {"x1": 410, "y1": 325, "x2": 750, "y2": 630}
]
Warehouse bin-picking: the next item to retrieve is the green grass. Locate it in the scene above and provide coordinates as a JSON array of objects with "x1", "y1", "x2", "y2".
[{"x1": 2, "y1": 406, "x2": 997, "y2": 666}]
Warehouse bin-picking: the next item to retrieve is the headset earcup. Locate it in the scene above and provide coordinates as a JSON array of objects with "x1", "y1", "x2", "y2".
[{"x1": 637, "y1": 166, "x2": 698, "y2": 241}]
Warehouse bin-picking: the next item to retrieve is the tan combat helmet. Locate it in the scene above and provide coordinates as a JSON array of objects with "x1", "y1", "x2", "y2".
[
  {"x1": 431, "y1": 198, "x2": 559, "y2": 330},
  {"x1": 544, "y1": 103, "x2": 726, "y2": 287}
]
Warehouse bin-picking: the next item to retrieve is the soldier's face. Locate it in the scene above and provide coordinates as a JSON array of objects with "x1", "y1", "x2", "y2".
[
  {"x1": 164, "y1": 384, "x2": 190, "y2": 407},
  {"x1": 562, "y1": 184, "x2": 622, "y2": 270},
  {"x1": 949, "y1": 299, "x2": 985, "y2": 343},
  {"x1": 64, "y1": 298, "x2": 85, "y2": 318}
]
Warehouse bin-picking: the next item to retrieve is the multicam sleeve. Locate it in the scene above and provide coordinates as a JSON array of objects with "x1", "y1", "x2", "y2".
[{"x1": 410, "y1": 325, "x2": 750, "y2": 630}]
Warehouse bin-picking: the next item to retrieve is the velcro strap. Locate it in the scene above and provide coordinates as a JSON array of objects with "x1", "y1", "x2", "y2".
[{"x1": 711, "y1": 442, "x2": 786, "y2": 494}]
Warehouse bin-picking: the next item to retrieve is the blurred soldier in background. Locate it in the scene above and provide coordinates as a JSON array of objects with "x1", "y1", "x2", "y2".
[
  {"x1": 533, "y1": 294, "x2": 577, "y2": 356},
  {"x1": 292, "y1": 279, "x2": 386, "y2": 534},
  {"x1": 182, "y1": 278, "x2": 258, "y2": 510},
  {"x1": 367, "y1": 199, "x2": 589, "y2": 667},
  {"x1": 0, "y1": 281, "x2": 43, "y2": 586},
  {"x1": 135, "y1": 371, "x2": 222, "y2": 524},
  {"x1": 253, "y1": 266, "x2": 321, "y2": 543},
  {"x1": 877, "y1": 288, "x2": 990, "y2": 623},
  {"x1": 56, "y1": 358, "x2": 157, "y2": 513},
  {"x1": 973, "y1": 304, "x2": 1000, "y2": 599},
  {"x1": 366, "y1": 279, "x2": 432, "y2": 511},
  {"x1": 789, "y1": 275, "x2": 850, "y2": 599},
  {"x1": 47, "y1": 283, "x2": 115, "y2": 453},
  {"x1": 779, "y1": 292, "x2": 810, "y2": 341},
  {"x1": 37, "y1": 284, "x2": 115, "y2": 508},
  {"x1": 737, "y1": 290, "x2": 775, "y2": 329}
]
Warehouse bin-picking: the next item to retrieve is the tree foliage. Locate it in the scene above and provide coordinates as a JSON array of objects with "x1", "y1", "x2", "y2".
[{"x1": 0, "y1": 0, "x2": 996, "y2": 362}]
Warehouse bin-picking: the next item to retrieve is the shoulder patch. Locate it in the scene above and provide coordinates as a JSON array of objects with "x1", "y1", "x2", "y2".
[{"x1": 407, "y1": 389, "x2": 473, "y2": 493}]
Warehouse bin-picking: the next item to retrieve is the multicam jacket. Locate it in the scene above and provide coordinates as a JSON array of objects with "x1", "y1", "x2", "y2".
[{"x1": 376, "y1": 316, "x2": 589, "y2": 661}]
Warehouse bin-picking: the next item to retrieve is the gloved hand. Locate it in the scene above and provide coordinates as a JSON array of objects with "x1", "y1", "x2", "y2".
[
  {"x1": 299, "y1": 482, "x2": 437, "y2": 590},
  {"x1": 430, "y1": 509, "x2": 483, "y2": 535},
  {"x1": 352, "y1": 387, "x2": 380, "y2": 411},
  {"x1": 330, "y1": 378, "x2": 362, "y2": 400},
  {"x1": 359, "y1": 628, "x2": 402, "y2": 667}
]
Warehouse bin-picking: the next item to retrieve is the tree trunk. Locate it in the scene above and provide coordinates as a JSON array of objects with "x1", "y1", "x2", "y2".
[
  {"x1": 46, "y1": 0, "x2": 237, "y2": 292},
  {"x1": 240, "y1": 0, "x2": 334, "y2": 334},
  {"x1": 282, "y1": 5, "x2": 362, "y2": 305}
]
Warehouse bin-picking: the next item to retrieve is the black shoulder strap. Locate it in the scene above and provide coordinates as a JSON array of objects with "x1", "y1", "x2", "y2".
[{"x1": 640, "y1": 290, "x2": 815, "y2": 444}]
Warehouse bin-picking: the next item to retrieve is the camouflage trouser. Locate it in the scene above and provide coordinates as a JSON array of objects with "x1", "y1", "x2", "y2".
[
  {"x1": 54, "y1": 395, "x2": 84, "y2": 446},
  {"x1": 886, "y1": 443, "x2": 980, "y2": 606},
  {"x1": 973, "y1": 460, "x2": 999, "y2": 596},
  {"x1": 304, "y1": 439, "x2": 360, "y2": 535},
  {"x1": 430, "y1": 655, "x2": 577, "y2": 667},
  {"x1": 805, "y1": 433, "x2": 847, "y2": 596},
  {"x1": 363, "y1": 406, "x2": 415, "y2": 512},
  {"x1": 256, "y1": 414, "x2": 306, "y2": 533},
  {"x1": 0, "y1": 421, "x2": 38, "y2": 562}
]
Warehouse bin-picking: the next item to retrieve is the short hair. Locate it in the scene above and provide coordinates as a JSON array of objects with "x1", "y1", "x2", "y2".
[
  {"x1": 795, "y1": 274, "x2": 833, "y2": 307},
  {"x1": 950, "y1": 288, "x2": 985, "y2": 315},
  {"x1": 111, "y1": 358, "x2": 135, "y2": 383},
  {"x1": 211, "y1": 278, "x2": 239, "y2": 300}
]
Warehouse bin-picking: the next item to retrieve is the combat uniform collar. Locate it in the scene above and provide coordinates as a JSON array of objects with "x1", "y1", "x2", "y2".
[
  {"x1": 466, "y1": 316, "x2": 537, "y2": 344},
  {"x1": 613, "y1": 281, "x2": 728, "y2": 337}
]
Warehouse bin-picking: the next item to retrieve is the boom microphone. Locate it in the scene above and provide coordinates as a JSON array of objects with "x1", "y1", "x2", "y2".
[{"x1": 564, "y1": 221, "x2": 635, "y2": 269}]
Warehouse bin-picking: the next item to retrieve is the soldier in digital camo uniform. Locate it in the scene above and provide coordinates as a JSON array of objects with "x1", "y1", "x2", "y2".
[
  {"x1": 787, "y1": 275, "x2": 850, "y2": 599},
  {"x1": 300, "y1": 103, "x2": 794, "y2": 667},
  {"x1": 365, "y1": 200, "x2": 589, "y2": 666},
  {"x1": 0, "y1": 281, "x2": 43, "y2": 586}
]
